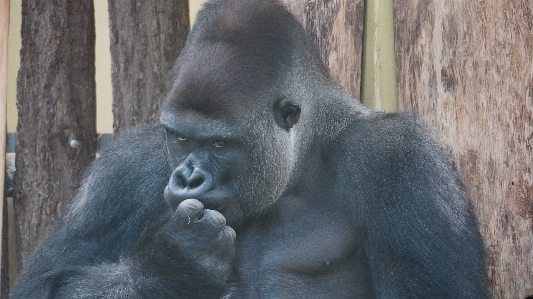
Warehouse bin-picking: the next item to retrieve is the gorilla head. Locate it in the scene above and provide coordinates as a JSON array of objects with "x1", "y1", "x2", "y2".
[{"x1": 160, "y1": 0, "x2": 350, "y2": 227}]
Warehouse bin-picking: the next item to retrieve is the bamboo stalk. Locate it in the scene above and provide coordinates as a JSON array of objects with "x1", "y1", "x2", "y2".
[
  {"x1": 360, "y1": 0, "x2": 398, "y2": 112},
  {"x1": 0, "y1": 0, "x2": 10, "y2": 281}
]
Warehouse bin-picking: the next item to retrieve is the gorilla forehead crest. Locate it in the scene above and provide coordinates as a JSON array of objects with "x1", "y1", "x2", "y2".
[{"x1": 165, "y1": 0, "x2": 306, "y2": 118}]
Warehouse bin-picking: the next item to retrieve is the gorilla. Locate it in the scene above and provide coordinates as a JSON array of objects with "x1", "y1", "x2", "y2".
[{"x1": 12, "y1": 0, "x2": 490, "y2": 298}]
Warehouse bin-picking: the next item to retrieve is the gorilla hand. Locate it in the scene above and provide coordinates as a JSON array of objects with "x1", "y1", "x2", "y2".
[
  {"x1": 130, "y1": 198, "x2": 236, "y2": 297},
  {"x1": 170, "y1": 198, "x2": 236, "y2": 283}
]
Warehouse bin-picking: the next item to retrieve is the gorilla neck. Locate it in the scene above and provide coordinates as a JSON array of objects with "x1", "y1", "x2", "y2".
[
  {"x1": 302, "y1": 84, "x2": 369, "y2": 146},
  {"x1": 284, "y1": 83, "x2": 370, "y2": 193}
]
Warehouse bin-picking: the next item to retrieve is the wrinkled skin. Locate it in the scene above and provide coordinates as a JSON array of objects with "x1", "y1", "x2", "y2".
[{"x1": 12, "y1": 0, "x2": 490, "y2": 298}]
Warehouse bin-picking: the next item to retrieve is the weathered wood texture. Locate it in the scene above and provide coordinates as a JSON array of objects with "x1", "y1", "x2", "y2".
[
  {"x1": 108, "y1": 0, "x2": 190, "y2": 133},
  {"x1": 14, "y1": 1, "x2": 97, "y2": 270},
  {"x1": 281, "y1": 0, "x2": 364, "y2": 99},
  {"x1": 3, "y1": 154, "x2": 14, "y2": 295},
  {"x1": 1, "y1": 199, "x2": 7, "y2": 297},
  {"x1": 394, "y1": 0, "x2": 533, "y2": 297}
]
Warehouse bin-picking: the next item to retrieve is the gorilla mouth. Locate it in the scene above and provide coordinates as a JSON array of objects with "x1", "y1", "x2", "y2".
[{"x1": 164, "y1": 184, "x2": 235, "y2": 211}]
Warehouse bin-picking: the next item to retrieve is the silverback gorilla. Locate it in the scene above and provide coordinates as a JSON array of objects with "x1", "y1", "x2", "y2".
[{"x1": 13, "y1": 0, "x2": 490, "y2": 298}]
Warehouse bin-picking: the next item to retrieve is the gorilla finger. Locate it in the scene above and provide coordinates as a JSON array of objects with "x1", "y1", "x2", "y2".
[
  {"x1": 175, "y1": 198, "x2": 205, "y2": 221},
  {"x1": 201, "y1": 209, "x2": 227, "y2": 228},
  {"x1": 218, "y1": 226, "x2": 237, "y2": 244}
]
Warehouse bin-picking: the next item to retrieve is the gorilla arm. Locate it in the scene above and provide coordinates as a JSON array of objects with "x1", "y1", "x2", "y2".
[
  {"x1": 11, "y1": 126, "x2": 231, "y2": 299},
  {"x1": 338, "y1": 114, "x2": 490, "y2": 298}
]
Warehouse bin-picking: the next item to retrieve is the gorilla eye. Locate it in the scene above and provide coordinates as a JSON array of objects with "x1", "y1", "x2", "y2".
[
  {"x1": 177, "y1": 136, "x2": 187, "y2": 141},
  {"x1": 212, "y1": 140, "x2": 226, "y2": 148}
]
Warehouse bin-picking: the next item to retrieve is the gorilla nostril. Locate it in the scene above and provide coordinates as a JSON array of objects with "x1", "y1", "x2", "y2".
[
  {"x1": 188, "y1": 168, "x2": 212, "y2": 191},
  {"x1": 176, "y1": 173, "x2": 188, "y2": 189},
  {"x1": 188, "y1": 174, "x2": 205, "y2": 189},
  {"x1": 173, "y1": 164, "x2": 191, "y2": 189}
]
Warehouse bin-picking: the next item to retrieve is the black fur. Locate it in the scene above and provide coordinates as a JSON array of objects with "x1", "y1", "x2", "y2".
[{"x1": 12, "y1": 0, "x2": 490, "y2": 298}]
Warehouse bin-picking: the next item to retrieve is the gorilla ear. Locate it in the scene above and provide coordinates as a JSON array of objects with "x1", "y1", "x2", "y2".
[{"x1": 274, "y1": 98, "x2": 301, "y2": 130}]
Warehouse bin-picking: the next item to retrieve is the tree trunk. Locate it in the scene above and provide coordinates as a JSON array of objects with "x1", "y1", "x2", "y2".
[
  {"x1": 14, "y1": 0, "x2": 97, "y2": 271},
  {"x1": 281, "y1": 0, "x2": 365, "y2": 99},
  {"x1": 1, "y1": 200, "x2": 8, "y2": 297},
  {"x1": 108, "y1": 0, "x2": 190, "y2": 133},
  {"x1": 393, "y1": 0, "x2": 533, "y2": 298}
]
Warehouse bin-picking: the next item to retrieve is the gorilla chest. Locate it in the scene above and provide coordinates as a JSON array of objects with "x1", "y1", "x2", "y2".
[{"x1": 231, "y1": 201, "x2": 373, "y2": 298}]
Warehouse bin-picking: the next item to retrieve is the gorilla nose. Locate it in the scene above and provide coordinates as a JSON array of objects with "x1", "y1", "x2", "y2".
[
  {"x1": 175, "y1": 164, "x2": 206, "y2": 189},
  {"x1": 165, "y1": 163, "x2": 214, "y2": 203}
]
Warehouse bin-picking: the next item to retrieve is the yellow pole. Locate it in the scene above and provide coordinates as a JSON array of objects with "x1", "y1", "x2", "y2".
[
  {"x1": 361, "y1": 0, "x2": 398, "y2": 112},
  {"x1": 0, "y1": 0, "x2": 10, "y2": 278}
]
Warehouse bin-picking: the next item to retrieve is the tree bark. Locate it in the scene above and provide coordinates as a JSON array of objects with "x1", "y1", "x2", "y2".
[
  {"x1": 281, "y1": 0, "x2": 364, "y2": 99},
  {"x1": 14, "y1": 0, "x2": 97, "y2": 270},
  {"x1": 393, "y1": 0, "x2": 533, "y2": 298},
  {"x1": 108, "y1": 0, "x2": 190, "y2": 133},
  {"x1": 1, "y1": 199, "x2": 7, "y2": 297}
]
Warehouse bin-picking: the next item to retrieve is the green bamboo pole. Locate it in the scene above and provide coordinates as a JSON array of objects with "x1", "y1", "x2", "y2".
[
  {"x1": 0, "y1": 0, "x2": 10, "y2": 279},
  {"x1": 361, "y1": 0, "x2": 398, "y2": 112}
]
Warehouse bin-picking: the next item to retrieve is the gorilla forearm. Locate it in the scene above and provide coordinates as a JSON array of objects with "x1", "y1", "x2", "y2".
[
  {"x1": 14, "y1": 262, "x2": 219, "y2": 299},
  {"x1": 50, "y1": 263, "x2": 142, "y2": 299},
  {"x1": 14, "y1": 249, "x2": 228, "y2": 299},
  {"x1": 54, "y1": 261, "x2": 226, "y2": 299}
]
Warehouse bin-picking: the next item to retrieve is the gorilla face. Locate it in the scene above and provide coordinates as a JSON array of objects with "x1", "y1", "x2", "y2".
[{"x1": 160, "y1": 89, "x2": 301, "y2": 228}]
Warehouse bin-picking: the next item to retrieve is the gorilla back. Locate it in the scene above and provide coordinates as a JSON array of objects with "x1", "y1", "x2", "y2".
[{"x1": 12, "y1": 0, "x2": 490, "y2": 298}]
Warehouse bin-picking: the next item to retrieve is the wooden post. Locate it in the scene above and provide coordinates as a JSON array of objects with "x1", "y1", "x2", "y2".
[
  {"x1": 281, "y1": 0, "x2": 365, "y2": 99},
  {"x1": 108, "y1": 0, "x2": 190, "y2": 132},
  {"x1": 0, "y1": 0, "x2": 10, "y2": 287},
  {"x1": 394, "y1": 0, "x2": 533, "y2": 297},
  {"x1": 14, "y1": 0, "x2": 97, "y2": 270}
]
